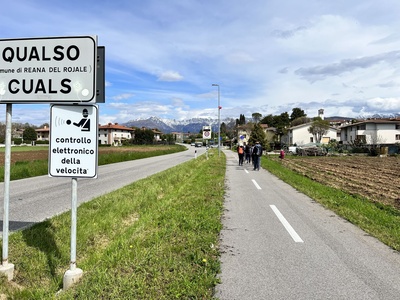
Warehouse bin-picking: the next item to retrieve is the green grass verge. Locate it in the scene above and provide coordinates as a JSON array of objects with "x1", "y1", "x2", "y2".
[
  {"x1": 0, "y1": 146, "x2": 49, "y2": 153},
  {"x1": 0, "y1": 145, "x2": 187, "y2": 182},
  {"x1": 262, "y1": 156, "x2": 400, "y2": 251},
  {"x1": 0, "y1": 150, "x2": 226, "y2": 299}
]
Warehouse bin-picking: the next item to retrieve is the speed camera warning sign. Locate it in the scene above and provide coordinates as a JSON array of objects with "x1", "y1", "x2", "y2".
[{"x1": 49, "y1": 104, "x2": 98, "y2": 178}]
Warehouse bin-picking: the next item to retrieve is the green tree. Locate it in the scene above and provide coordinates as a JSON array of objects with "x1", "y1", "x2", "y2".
[
  {"x1": 260, "y1": 114, "x2": 274, "y2": 126},
  {"x1": 23, "y1": 126, "x2": 37, "y2": 143},
  {"x1": 134, "y1": 128, "x2": 155, "y2": 144},
  {"x1": 236, "y1": 114, "x2": 246, "y2": 126},
  {"x1": 273, "y1": 112, "x2": 290, "y2": 140},
  {"x1": 308, "y1": 117, "x2": 330, "y2": 143},
  {"x1": 220, "y1": 122, "x2": 227, "y2": 136},
  {"x1": 163, "y1": 134, "x2": 174, "y2": 145},
  {"x1": 290, "y1": 107, "x2": 306, "y2": 121},
  {"x1": 248, "y1": 123, "x2": 266, "y2": 148},
  {"x1": 0, "y1": 123, "x2": 5, "y2": 144},
  {"x1": 252, "y1": 112, "x2": 262, "y2": 124}
]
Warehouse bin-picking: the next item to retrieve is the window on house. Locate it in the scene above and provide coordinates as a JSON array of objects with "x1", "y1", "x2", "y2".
[
  {"x1": 396, "y1": 124, "x2": 400, "y2": 130},
  {"x1": 357, "y1": 124, "x2": 366, "y2": 130},
  {"x1": 310, "y1": 137, "x2": 313, "y2": 143},
  {"x1": 356, "y1": 135, "x2": 366, "y2": 143},
  {"x1": 396, "y1": 134, "x2": 400, "y2": 141}
]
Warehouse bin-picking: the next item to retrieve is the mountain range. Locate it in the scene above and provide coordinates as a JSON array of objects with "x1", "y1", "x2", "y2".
[
  {"x1": 123, "y1": 116, "x2": 236, "y2": 134},
  {"x1": 123, "y1": 113, "x2": 400, "y2": 134}
]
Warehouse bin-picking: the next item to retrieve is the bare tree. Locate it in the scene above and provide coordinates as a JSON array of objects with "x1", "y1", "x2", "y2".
[
  {"x1": 366, "y1": 131, "x2": 386, "y2": 155},
  {"x1": 308, "y1": 118, "x2": 329, "y2": 143}
]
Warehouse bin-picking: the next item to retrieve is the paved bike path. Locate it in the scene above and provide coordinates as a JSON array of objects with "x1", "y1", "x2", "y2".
[{"x1": 215, "y1": 150, "x2": 400, "y2": 299}]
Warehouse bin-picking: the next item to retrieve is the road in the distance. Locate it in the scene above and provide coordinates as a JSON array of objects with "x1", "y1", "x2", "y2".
[{"x1": 0, "y1": 145, "x2": 206, "y2": 233}]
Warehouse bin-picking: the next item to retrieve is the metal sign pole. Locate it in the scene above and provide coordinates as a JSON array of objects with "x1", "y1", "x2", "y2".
[
  {"x1": 63, "y1": 177, "x2": 83, "y2": 290},
  {"x1": 0, "y1": 103, "x2": 14, "y2": 281},
  {"x1": 70, "y1": 177, "x2": 78, "y2": 270}
]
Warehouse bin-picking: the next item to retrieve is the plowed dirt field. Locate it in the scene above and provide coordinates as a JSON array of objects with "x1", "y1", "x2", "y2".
[{"x1": 275, "y1": 156, "x2": 400, "y2": 209}]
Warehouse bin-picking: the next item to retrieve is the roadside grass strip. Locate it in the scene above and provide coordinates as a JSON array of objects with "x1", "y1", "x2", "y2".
[
  {"x1": 263, "y1": 156, "x2": 400, "y2": 252},
  {"x1": 0, "y1": 150, "x2": 226, "y2": 299}
]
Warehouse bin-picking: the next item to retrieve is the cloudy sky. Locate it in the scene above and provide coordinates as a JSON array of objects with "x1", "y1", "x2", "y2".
[{"x1": 1, "y1": 0, "x2": 400, "y2": 126}]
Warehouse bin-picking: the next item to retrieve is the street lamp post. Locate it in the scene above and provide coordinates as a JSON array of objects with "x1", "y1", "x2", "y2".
[{"x1": 212, "y1": 84, "x2": 221, "y2": 156}]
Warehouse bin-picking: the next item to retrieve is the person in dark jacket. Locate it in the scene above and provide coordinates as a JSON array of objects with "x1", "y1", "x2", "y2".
[
  {"x1": 244, "y1": 142, "x2": 251, "y2": 163},
  {"x1": 253, "y1": 141, "x2": 262, "y2": 171}
]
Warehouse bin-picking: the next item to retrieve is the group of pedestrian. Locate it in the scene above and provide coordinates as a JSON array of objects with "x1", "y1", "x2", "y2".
[{"x1": 237, "y1": 141, "x2": 263, "y2": 170}]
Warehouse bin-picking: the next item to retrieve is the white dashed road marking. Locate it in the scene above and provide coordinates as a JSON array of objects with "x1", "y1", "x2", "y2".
[
  {"x1": 270, "y1": 205, "x2": 304, "y2": 243},
  {"x1": 252, "y1": 179, "x2": 262, "y2": 190}
]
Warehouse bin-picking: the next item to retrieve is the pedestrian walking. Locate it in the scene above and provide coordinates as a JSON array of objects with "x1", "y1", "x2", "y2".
[
  {"x1": 244, "y1": 143, "x2": 251, "y2": 163},
  {"x1": 253, "y1": 141, "x2": 262, "y2": 170},
  {"x1": 237, "y1": 145, "x2": 245, "y2": 166}
]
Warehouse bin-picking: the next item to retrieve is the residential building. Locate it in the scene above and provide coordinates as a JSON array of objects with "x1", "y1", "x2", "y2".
[
  {"x1": 340, "y1": 119, "x2": 400, "y2": 146},
  {"x1": 282, "y1": 109, "x2": 340, "y2": 146},
  {"x1": 36, "y1": 126, "x2": 50, "y2": 141},
  {"x1": 151, "y1": 128, "x2": 162, "y2": 142},
  {"x1": 98, "y1": 123, "x2": 134, "y2": 146},
  {"x1": 236, "y1": 123, "x2": 276, "y2": 146},
  {"x1": 171, "y1": 132, "x2": 183, "y2": 143},
  {"x1": 237, "y1": 125, "x2": 251, "y2": 145},
  {"x1": 284, "y1": 123, "x2": 338, "y2": 146},
  {"x1": 137, "y1": 127, "x2": 163, "y2": 143},
  {"x1": 13, "y1": 128, "x2": 24, "y2": 140}
]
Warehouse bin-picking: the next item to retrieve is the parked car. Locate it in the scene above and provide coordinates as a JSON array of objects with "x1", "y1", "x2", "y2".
[
  {"x1": 288, "y1": 146, "x2": 297, "y2": 154},
  {"x1": 195, "y1": 142, "x2": 202, "y2": 147},
  {"x1": 191, "y1": 142, "x2": 195, "y2": 146}
]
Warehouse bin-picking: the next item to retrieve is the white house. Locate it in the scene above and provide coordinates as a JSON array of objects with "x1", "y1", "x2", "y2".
[
  {"x1": 285, "y1": 123, "x2": 339, "y2": 146},
  {"x1": 98, "y1": 123, "x2": 134, "y2": 146},
  {"x1": 281, "y1": 109, "x2": 339, "y2": 146},
  {"x1": 340, "y1": 119, "x2": 400, "y2": 146}
]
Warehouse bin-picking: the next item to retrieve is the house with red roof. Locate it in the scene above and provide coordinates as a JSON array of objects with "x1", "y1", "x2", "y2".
[
  {"x1": 36, "y1": 126, "x2": 50, "y2": 141},
  {"x1": 98, "y1": 123, "x2": 134, "y2": 146}
]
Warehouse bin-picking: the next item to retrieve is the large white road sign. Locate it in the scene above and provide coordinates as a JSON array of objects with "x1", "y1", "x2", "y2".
[
  {"x1": 49, "y1": 104, "x2": 98, "y2": 178},
  {"x1": 0, "y1": 36, "x2": 97, "y2": 103}
]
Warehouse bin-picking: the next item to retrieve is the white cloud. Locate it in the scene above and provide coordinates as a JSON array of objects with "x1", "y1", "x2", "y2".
[
  {"x1": 157, "y1": 71, "x2": 184, "y2": 82},
  {"x1": 225, "y1": 52, "x2": 256, "y2": 64},
  {"x1": 112, "y1": 93, "x2": 135, "y2": 101}
]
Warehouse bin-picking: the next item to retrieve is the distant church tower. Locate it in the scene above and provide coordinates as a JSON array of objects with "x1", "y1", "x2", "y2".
[{"x1": 318, "y1": 109, "x2": 324, "y2": 120}]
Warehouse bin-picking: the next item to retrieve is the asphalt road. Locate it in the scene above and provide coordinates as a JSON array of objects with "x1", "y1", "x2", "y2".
[
  {"x1": 0, "y1": 145, "x2": 206, "y2": 233},
  {"x1": 215, "y1": 150, "x2": 400, "y2": 300}
]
